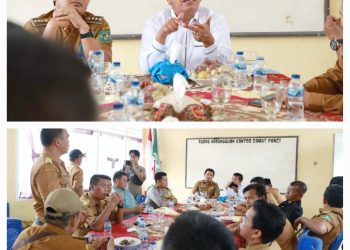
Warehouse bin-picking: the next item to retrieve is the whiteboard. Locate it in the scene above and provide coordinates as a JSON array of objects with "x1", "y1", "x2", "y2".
[
  {"x1": 7, "y1": 0, "x2": 328, "y2": 37},
  {"x1": 186, "y1": 136, "x2": 298, "y2": 192},
  {"x1": 333, "y1": 133, "x2": 343, "y2": 176}
]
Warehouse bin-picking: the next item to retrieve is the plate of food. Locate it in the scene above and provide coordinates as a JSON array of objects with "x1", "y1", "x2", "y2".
[
  {"x1": 219, "y1": 215, "x2": 243, "y2": 223},
  {"x1": 114, "y1": 237, "x2": 141, "y2": 250}
]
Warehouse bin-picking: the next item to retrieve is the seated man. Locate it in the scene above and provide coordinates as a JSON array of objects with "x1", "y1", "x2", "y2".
[
  {"x1": 229, "y1": 184, "x2": 297, "y2": 250},
  {"x1": 24, "y1": 0, "x2": 112, "y2": 62},
  {"x1": 162, "y1": 210, "x2": 236, "y2": 250},
  {"x1": 304, "y1": 3, "x2": 343, "y2": 114},
  {"x1": 192, "y1": 168, "x2": 220, "y2": 199},
  {"x1": 278, "y1": 181, "x2": 307, "y2": 225},
  {"x1": 294, "y1": 184, "x2": 343, "y2": 250},
  {"x1": 139, "y1": 0, "x2": 232, "y2": 72},
  {"x1": 13, "y1": 188, "x2": 112, "y2": 250},
  {"x1": 112, "y1": 171, "x2": 145, "y2": 219},
  {"x1": 76, "y1": 175, "x2": 123, "y2": 236},
  {"x1": 239, "y1": 200, "x2": 286, "y2": 250},
  {"x1": 144, "y1": 172, "x2": 177, "y2": 211}
]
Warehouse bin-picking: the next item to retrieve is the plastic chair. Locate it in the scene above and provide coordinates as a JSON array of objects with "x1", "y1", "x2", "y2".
[
  {"x1": 297, "y1": 236, "x2": 323, "y2": 250},
  {"x1": 136, "y1": 195, "x2": 146, "y2": 204},
  {"x1": 329, "y1": 231, "x2": 343, "y2": 250},
  {"x1": 7, "y1": 218, "x2": 23, "y2": 250}
]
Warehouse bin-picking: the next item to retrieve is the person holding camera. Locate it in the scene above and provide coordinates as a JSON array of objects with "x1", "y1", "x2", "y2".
[{"x1": 122, "y1": 150, "x2": 146, "y2": 198}]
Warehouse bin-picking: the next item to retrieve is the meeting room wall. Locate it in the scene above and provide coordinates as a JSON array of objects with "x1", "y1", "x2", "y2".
[
  {"x1": 7, "y1": 128, "x2": 342, "y2": 221},
  {"x1": 7, "y1": 0, "x2": 341, "y2": 81},
  {"x1": 142, "y1": 128, "x2": 342, "y2": 219}
]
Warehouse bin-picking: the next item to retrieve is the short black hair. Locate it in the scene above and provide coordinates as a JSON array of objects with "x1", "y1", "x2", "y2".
[
  {"x1": 324, "y1": 184, "x2": 343, "y2": 208},
  {"x1": 290, "y1": 181, "x2": 308, "y2": 194},
  {"x1": 113, "y1": 171, "x2": 127, "y2": 182},
  {"x1": 204, "y1": 168, "x2": 215, "y2": 176},
  {"x1": 129, "y1": 149, "x2": 140, "y2": 158},
  {"x1": 250, "y1": 176, "x2": 265, "y2": 185},
  {"x1": 7, "y1": 22, "x2": 97, "y2": 121},
  {"x1": 89, "y1": 174, "x2": 111, "y2": 188},
  {"x1": 40, "y1": 129, "x2": 64, "y2": 146},
  {"x1": 251, "y1": 200, "x2": 286, "y2": 244},
  {"x1": 264, "y1": 178, "x2": 272, "y2": 186},
  {"x1": 162, "y1": 211, "x2": 236, "y2": 250},
  {"x1": 329, "y1": 176, "x2": 343, "y2": 186},
  {"x1": 233, "y1": 173, "x2": 243, "y2": 182},
  {"x1": 155, "y1": 172, "x2": 167, "y2": 181},
  {"x1": 243, "y1": 184, "x2": 267, "y2": 200}
]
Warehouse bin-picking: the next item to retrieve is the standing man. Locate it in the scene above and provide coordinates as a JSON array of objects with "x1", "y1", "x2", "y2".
[
  {"x1": 76, "y1": 175, "x2": 123, "y2": 236},
  {"x1": 122, "y1": 150, "x2": 146, "y2": 198},
  {"x1": 112, "y1": 171, "x2": 145, "y2": 219},
  {"x1": 139, "y1": 0, "x2": 232, "y2": 72},
  {"x1": 304, "y1": 2, "x2": 343, "y2": 114},
  {"x1": 31, "y1": 129, "x2": 71, "y2": 226},
  {"x1": 24, "y1": 0, "x2": 112, "y2": 62},
  {"x1": 192, "y1": 168, "x2": 220, "y2": 199},
  {"x1": 68, "y1": 149, "x2": 86, "y2": 197}
]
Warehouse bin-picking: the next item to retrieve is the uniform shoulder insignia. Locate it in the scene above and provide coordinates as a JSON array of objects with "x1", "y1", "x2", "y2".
[
  {"x1": 44, "y1": 156, "x2": 54, "y2": 165},
  {"x1": 85, "y1": 15, "x2": 104, "y2": 24},
  {"x1": 320, "y1": 214, "x2": 333, "y2": 222},
  {"x1": 31, "y1": 17, "x2": 50, "y2": 27}
]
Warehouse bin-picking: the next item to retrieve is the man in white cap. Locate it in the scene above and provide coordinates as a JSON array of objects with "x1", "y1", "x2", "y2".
[
  {"x1": 13, "y1": 188, "x2": 114, "y2": 250},
  {"x1": 68, "y1": 149, "x2": 86, "y2": 197}
]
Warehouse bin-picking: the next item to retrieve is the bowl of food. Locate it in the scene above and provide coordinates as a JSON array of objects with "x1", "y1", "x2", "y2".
[{"x1": 114, "y1": 237, "x2": 141, "y2": 250}]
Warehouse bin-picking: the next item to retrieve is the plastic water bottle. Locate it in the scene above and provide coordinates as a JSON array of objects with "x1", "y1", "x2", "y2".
[
  {"x1": 229, "y1": 204, "x2": 235, "y2": 219},
  {"x1": 211, "y1": 207, "x2": 218, "y2": 217},
  {"x1": 125, "y1": 81, "x2": 144, "y2": 121},
  {"x1": 253, "y1": 56, "x2": 267, "y2": 91},
  {"x1": 88, "y1": 50, "x2": 104, "y2": 74},
  {"x1": 168, "y1": 199, "x2": 175, "y2": 209},
  {"x1": 108, "y1": 102, "x2": 128, "y2": 121},
  {"x1": 104, "y1": 219, "x2": 112, "y2": 236},
  {"x1": 139, "y1": 219, "x2": 149, "y2": 249},
  {"x1": 110, "y1": 61, "x2": 125, "y2": 94},
  {"x1": 233, "y1": 51, "x2": 249, "y2": 88},
  {"x1": 147, "y1": 206, "x2": 154, "y2": 220},
  {"x1": 287, "y1": 74, "x2": 304, "y2": 120},
  {"x1": 148, "y1": 241, "x2": 157, "y2": 250}
]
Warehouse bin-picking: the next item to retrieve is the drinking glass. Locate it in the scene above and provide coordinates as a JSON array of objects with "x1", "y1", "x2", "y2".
[
  {"x1": 243, "y1": 51, "x2": 257, "y2": 77},
  {"x1": 211, "y1": 75, "x2": 232, "y2": 121},
  {"x1": 260, "y1": 82, "x2": 284, "y2": 120}
]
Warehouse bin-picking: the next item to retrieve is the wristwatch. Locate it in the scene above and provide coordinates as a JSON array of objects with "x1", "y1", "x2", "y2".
[
  {"x1": 80, "y1": 29, "x2": 94, "y2": 39},
  {"x1": 330, "y1": 39, "x2": 343, "y2": 51}
]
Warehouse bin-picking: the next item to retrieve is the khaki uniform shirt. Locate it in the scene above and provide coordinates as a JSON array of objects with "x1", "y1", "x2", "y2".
[
  {"x1": 192, "y1": 180, "x2": 220, "y2": 198},
  {"x1": 276, "y1": 219, "x2": 298, "y2": 250},
  {"x1": 13, "y1": 223, "x2": 93, "y2": 250},
  {"x1": 304, "y1": 58, "x2": 343, "y2": 114},
  {"x1": 68, "y1": 163, "x2": 84, "y2": 197},
  {"x1": 75, "y1": 192, "x2": 109, "y2": 236},
  {"x1": 310, "y1": 207, "x2": 343, "y2": 250},
  {"x1": 30, "y1": 152, "x2": 71, "y2": 222},
  {"x1": 241, "y1": 241, "x2": 281, "y2": 250},
  {"x1": 24, "y1": 10, "x2": 112, "y2": 62}
]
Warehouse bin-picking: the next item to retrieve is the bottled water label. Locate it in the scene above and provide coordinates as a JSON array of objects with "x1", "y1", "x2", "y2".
[
  {"x1": 288, "y1": 87, "x2": 303, "y2": 97},
  {"x1": 104, "y1": 220, "x2": 112, "y2": 236}
]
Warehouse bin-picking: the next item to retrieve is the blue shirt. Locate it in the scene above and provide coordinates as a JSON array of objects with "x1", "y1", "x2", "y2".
[{"x1": 113, "y1": 186, "x2": 138, "y2": 219}]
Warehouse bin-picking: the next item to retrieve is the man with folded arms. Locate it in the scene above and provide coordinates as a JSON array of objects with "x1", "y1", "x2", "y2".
[
  {"x1": 13, "y1": 188, "x2": 113, "y2": 250},
  {"x1": 75, "y1": 175, "x2": 123, "y2": 236},
  {"x1": 139, "y1": 0, "x2": 232, "y2": 72},
  {"x1": 24, "y1": 0, "x2": 112, "y2": 62}
]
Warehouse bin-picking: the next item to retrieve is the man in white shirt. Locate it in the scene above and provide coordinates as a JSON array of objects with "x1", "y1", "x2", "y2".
[{"x1": 139, "y1": 0, "x2": 232, "y2": 73}]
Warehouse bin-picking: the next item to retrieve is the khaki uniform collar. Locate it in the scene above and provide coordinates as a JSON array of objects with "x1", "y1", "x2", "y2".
[
  {"x1": 319, "y1": 207, "x2": 343, "y2": 214},
  {"x1": 43, "y1": 223, "x2": 70, "y2": 236},
  {"x1": 42, "y1": 150, "x2": 64, "y2": 167},
  {"x1": 84, "y1": 192, "x2": 105, "y2": 207}
]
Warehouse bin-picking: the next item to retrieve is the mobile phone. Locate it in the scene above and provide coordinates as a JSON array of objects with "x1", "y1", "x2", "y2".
[
  {"x1": 248, "y1": 99, "x2": 262, "y2": 107},
  {"x1": 125, "y1": 160, "x2": 132, "y2": 166}
]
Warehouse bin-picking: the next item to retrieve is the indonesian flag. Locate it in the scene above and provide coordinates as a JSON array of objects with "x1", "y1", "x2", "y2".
[{"x1": 145, "y1": 129, "x2": 160, "y2": 188}]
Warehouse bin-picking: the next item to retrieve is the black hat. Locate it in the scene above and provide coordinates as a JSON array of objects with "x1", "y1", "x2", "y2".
[{"x1": 69, "y1": 149, "x2": 86, "y2": 161}]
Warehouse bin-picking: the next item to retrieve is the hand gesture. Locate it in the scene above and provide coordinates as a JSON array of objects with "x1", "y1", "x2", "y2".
[
  {"x1": 324, "y1": 15, "x2": 343, "y2": 40},
  {"x1": 89, "y1": 237, "x2": 109, "y2": 250},
  {"x1": 115, "y1": 192, "x2": 123, "y2": 206},
  {"x1": 156, "y1": 13, "x2": 184, "y2": 44},
  {"x1": 185, "y1": 16, "x2": 214, "y2": 47},
  {"x1": 53, "y1": 8, "x2": 89, "y2": 33},
  {"x1": 135, "y1": 203, "x2": 146, "y2": 214},
  {"x1": 293, "y1": 217, "x2": 304, "y2": 230}
]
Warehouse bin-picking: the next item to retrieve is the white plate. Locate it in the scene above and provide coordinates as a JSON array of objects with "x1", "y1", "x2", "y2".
[{"x1": 114, "y1": 237, "x2": 141, "y2": 248}]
